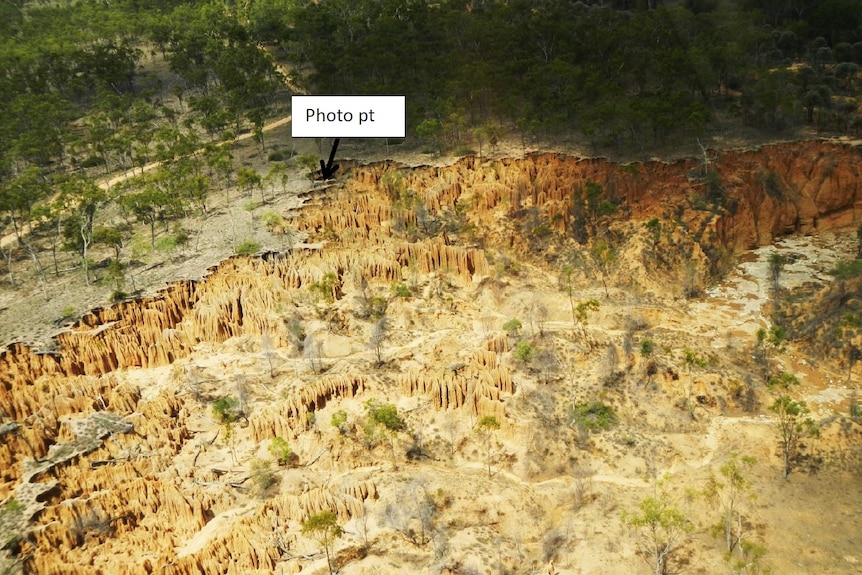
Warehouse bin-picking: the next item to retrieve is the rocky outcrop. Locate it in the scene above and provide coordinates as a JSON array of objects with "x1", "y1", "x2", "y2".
[
  {"x1": 400, "y1": 350, "x2": 514, "y2": 419},
  {"x1": 251, "y1": 375, "x2": 368, "y2": 442}
]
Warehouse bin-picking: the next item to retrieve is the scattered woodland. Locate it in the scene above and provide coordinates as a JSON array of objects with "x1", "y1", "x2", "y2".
[{"x1": 3, "y1": 0, "x2": 862, "y2": 316}]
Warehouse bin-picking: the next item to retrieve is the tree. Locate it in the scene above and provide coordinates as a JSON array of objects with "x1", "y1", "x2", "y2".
[
  {"x1": 93, "y1": 225, "x2": 126, "y2": 261},
  {"x1": 384, "y1": 476, "x2": 435, "y2": 547},
  {"x1": 767, "y1": 252, "x2": 786, "y2": 296},
  {"x1": 60, "y1": 174, "x2": 107, "y2": 286},
  {"x1": 623, "y1": 487, "x2": 692, "y2": 575},
  {"x1": 364, "y1": 398, "x2": 404, "y2": 468},
  {"x1": 591, "y1": 240, "x2": 617, "y2": 298},
  {"x1": 475, "y1": 415, "x2": 501, "y2": 478},
  {"x1": 769, "y1": 396, "x2": 818, "y2": 479},
  {"x1": 261, "y1": 331, "x2": 277, "y2": 378},
  {"x1": 365, "y1": 399, "x2": 403, "y2": 432},
  {"x1": 503, "y1": 318, "x2": 522, "y2": 337},
  {"x1": 237, "y1": 167, "x2": 262, "y2": 199},
  {"x1": 120, "y1": 185, "x2": 172, "y2": 248},
  {"x1": 368, "y1": 316, "x2": 389, "y2": 366},
  {"x1": 754, "y1": 325, "x2": 785, "y2": 378},
  {"x1": 302, "y1": 511, "x2": 342, "y2": 575},
  {"x1": 703, "y1": 455, "x2": 757, "y2": 555},
  {"x1": 213, "y1": 396, "x2": 239, "y2": 464},
  {"x1": 514, "y1": 340, "x2": 535, "y2": 367}
]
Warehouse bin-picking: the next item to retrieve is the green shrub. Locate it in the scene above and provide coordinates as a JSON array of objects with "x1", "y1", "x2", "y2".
[
  {"x1": 212, "y1": 396, "x2": 239, "y2": 424},
  {"x1": 331, "y1": 410, "x2": 348, "y2": 433},
  {"x1": 268, "y1": 437, "x2": 293, "y2": 466},
  {"x1": 80, "y1": 156, "x2": 103, "y2": 168},
  {"x1": 572, "y1": 401, "x2": 618, "y2": 432},
  {"x1": 154, "y1": 235, "x2": 177, "y2": 251},
  {"x1": 173, "y1": 225, "x2": 190, "y2": 246},
  {"x1": 310, "y1": 272, "x2": 338, "y2": 303},
  {"x1": 365, "y1": 399, "x2": 403, "y2": 431},
  {"x1": 640, "y1": 339, "x2": 654, "y2": 357},
  {"x1": 503, "y1": 318, "x2": 522, "y2": 337},
  {"x1": 831, "y1": 259, "x2": 862, "y2": 280},
  {"x1": 110, "y1": 290, "x2": 128, "y2": 303},
  {"x1": 515, "y1": 340, "x2": 534, "y2": 365},
  {"x1": 261, "y1": 210, "x2": 284, "y2": 231},
  {"x1": 767, "y1": 371, "x2": 800, "y2": 389},
  {"x1": 453, "y1": 146, "x2": 476, "y2": 156},
  {"x1": 250, "y1": 458, "x2": 279, "y2": 497},
  {"x1": 391, "y1": 282, "x2": 411, "y2": 298},
  {"x1": 235, "y1": 239, "x2": 261, "y2": 255}
]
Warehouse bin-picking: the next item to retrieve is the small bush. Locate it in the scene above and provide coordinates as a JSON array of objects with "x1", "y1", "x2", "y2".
[
  {"x1": 268, "y1": 150, "x2": 288, "y2": 162},
  {"x1": 80, "y1": 156, "x2": 103, "y2": 168},
  {"x1": 268, "y1": 437, "x2": 293, "y2": 466},
  {"x1": 391, "y1": 282, "x2": 411, "y2": 298},
  {"x1": 572, "y1": 401, "x2": 618, "y2": 432},
  {"x1": 261, "y1": 210, "x2": 284, "y2": 231},
  {"x1": 503, "y1": 318, "x2": 522, "y2": 337},
  {"x1": 173, "y1": 224, "x2": 190, "y2": 246},
  {"x1": 831, "y1": 259, "x2": 862, "y2": 280},
  {"x1": 640, "y1": 339, "x2": 654, "y2": 357},
  {"x1": 310, "y1": 272, "x2": 338, "y2": 303},
  {"x1": 212, "y1": 396, "x2": 239, "y2": 424},
  {"x1": 110, "y1": 290, "x2": 128, "y2": 303},
  {"x1": 250, "y1": 458, "x2": 279, "y2": 498},
  {"x1": 365, "y1": 399, "x2": 404, "y2": 431},
  {"x1": 767, "y1": 371, "x2": 800, "y2": 389},
  {"x1": 331, "y1": 410, "x2": 348, "y2": 433},
  {"x1": 235, "y1": 239, "x2": 261, "y2": 255},
  {"x1": 154, "y1": 235, "x2": 177, "y2": 251},
  {"x1": 515, "y1": 340, "x2": 534, "y2": 365}
]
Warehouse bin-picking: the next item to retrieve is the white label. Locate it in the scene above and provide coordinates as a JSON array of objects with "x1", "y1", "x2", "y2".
[{"x1": 291, "y1": 95, "x2": 406, "y2": 138}]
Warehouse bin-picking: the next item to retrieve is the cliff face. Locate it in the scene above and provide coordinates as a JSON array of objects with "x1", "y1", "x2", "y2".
[{"x1": 0, "y1": 139, "x2": 859, "y2": 575}]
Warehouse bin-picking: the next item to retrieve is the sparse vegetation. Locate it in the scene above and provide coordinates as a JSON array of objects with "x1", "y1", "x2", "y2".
[{"x1": 331, "y1": 410, "x2": 348, "y2": 434}]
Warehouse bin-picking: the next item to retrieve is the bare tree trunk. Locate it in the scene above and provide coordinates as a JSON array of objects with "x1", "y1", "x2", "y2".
[
  {"x1": 81, "y1": 224, "x2": 92, "y2": 286},
  {"x1": 23, "y1": 237, "x2": 48, "y2": 300},
  {"x1": 1, "y1": 245, "x2": 15, "y2": 287}
]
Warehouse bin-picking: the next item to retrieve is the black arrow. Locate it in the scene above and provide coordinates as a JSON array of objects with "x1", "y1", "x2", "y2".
[{"x1": 318, "y1": 138, "x2": 340, "y2": 180}]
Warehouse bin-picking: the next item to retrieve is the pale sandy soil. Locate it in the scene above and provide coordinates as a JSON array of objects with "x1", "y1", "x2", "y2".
[{"x1": 92, "y1": 222, "x2": 861, "y2": 575}]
